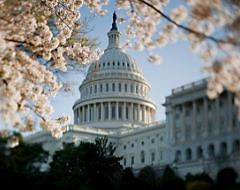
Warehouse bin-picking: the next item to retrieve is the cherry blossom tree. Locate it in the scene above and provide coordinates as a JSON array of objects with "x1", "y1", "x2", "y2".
[
  {"x1": 0, "y1": 0, "x2": 108, "y2": 144},
  {"x1": 115, "y1": 0, "x2": 240, "y2": 113}
]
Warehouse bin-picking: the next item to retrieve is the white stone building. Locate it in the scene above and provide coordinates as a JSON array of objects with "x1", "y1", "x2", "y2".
[{"x1": 26, "y1": 13, "x2": 240, "y2": 178}]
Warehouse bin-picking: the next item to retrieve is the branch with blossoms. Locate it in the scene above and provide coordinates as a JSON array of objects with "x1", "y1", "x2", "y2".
[
  {"x1": 116, "y1": 0, "x2": 240, "y2": 114},
  {"x1": 0, "y1": 0, "x2": 108, "y2": 146},
  {"x1": 138, "y1": 0, "x2": 229, "y2": 46}
]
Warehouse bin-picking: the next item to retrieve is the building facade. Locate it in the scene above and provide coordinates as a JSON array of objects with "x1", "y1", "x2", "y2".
[{"x1": 26, "y1": 13, "x2": 240, "y2": 178}]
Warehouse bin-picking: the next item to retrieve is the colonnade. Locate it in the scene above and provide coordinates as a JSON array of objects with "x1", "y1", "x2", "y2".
[
  {"x1": 171, "y1": 92, "x2": 234, "y2": 144},
  {"x1": 74, "y1": 101, "x2": 155, "y2": 124}
]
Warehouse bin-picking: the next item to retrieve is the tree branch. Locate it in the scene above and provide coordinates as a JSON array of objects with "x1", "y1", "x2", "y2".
[
  {"x1": 138, "y1": 0, "x2": 228, "y2": 45},
  {"x1": 4, "y1": 38, "x2": 35, "y2": 46}
]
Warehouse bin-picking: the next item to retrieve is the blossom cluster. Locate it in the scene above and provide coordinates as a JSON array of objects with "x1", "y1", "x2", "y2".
[
  {"x1": 116, "y1": 0, "x2": 240, "y2": 113},
  {"x1": 0, "y1": 0, "x2": 107, "y2": 145}
]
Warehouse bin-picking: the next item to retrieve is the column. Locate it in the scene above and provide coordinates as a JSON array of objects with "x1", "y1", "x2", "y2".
[
  {"x1": 123, "y1": 102, "x2": 126, "y2": 120},
  {"x1": 181, "y1": 104, "x2": 186, "y2": 142},
  {"x1": 116, "y1": 102, "x2": 119, "y2": 120},
  {"x1": 142, "y1": 105, "x2": 146, "y2": 123},
  {"x1": 94, "y1": 103, "x2": 97, "y2": 122},
  {"x1": 192, "y1": 101, "x2": 196, "y2": 140},
  {"x1": 227, "y1": 92, "x2": 233, "y2": 132},
  {"x1": 77, "y1": 108, "x2": 80, "y2": 124},
  {"x1": 87, "y1": 104, "x2": 90, "y2": 122},
  {"x1": 146, "y1": 107, "x2": 149, "y2": 124},
  {"x1": 82, "y1": 106, "x2": 85, "y2": 123},
  {"x1": 101, "y1": 102, "x2": 104, "y2": 121},
  {"x1": 130, "y1": 103, "x2": 134, "y2": 121},
  {"x1": 138, "y1": 104, "x2": 141, "y2": 122},
  {"x1": 108, "y1": 102, "x2": 111, "y2": 120}
]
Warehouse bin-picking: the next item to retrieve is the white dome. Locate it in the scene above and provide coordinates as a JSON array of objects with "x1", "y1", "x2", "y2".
[
  {"x1": 86, "y1": 48, "x2": 143, "y2": 79},
  {"x1": 73, "y1": 12, "x2": 156, "y2": 129}
]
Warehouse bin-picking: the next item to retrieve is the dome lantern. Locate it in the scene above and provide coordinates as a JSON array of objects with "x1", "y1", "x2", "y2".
[{"x1": 107, "y1": 12, "x2": 120, "y2": 49}]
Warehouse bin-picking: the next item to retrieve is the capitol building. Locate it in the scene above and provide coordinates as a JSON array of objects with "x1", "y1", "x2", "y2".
[{"x1": 26, "y1": 13, "x2": 240, "y2": 178}]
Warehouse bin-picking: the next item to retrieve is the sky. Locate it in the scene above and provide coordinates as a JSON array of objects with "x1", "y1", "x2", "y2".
[{"x1": 50, "y1": 0, "x2": 209, "y2": 124}]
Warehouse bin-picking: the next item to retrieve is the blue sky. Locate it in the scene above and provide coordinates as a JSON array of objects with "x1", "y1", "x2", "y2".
[{"x1": 51, "y1": 1, "x2": 209, "y2": 124}]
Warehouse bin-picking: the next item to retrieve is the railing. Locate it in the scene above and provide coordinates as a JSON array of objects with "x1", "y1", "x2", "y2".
[{"x1": 172, "y1": 77, "x2": 209, "y2": 94}]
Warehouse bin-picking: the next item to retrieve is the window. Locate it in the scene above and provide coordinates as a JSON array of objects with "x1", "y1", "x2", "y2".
[
  {"x1": 90, "y1": 86, "x2": 92, "y2": 94},
  {"x1": 94, "y1": 85, "x2": 97, "y2": 93},
  {"x1": 100, "y1": 84, "x2": 103, "y2": 92},
  {"x1": 141, "y1": 141, "x2": 144, "y2": 146},
  {"x1": 119, "y1": 106, "x2": 122, "y2": 119},
  {"x1": 112, "y1": 83, "x2": 115, "y2": 91},
  {"x1": 175, "y1": 150, "x2": 181, "y2": 162},
  {"x1": 98, "y1": 106, "x2": 101, "y2": 120},
  {"x1": 131, "y1": 143, "x2": 134, "y2": 148},
  {"x1": 131, "y1": 156, "x2": 134, "y2": 165},
  {"x1": 233, "y1": 140, "x2": 240, "y2": 154},
  {"x1": 106, "y1": 83, "x2": 109, "y2": 92},
  {"x1": 123, "y1": 158, "x2": 126, "y2": 166},
  {"x1": 111, "y1": 105, "x2": 116, "y2": 119},
  {"x1": 118, "y1": 83, "x2": 121, "y2": 92},
  {"x1": 220, "y1": 142, "x2": 227, "y2": 156},
  {"x1": 197, "y1": 146, "x2": 203, "y2": 159},
  {"x1": 125, "y1": 84, "x2": 128, "y2": 92},
  {"x1": 151, "y1": 152, "x2": 155, "y2": 162},
  {"x1": 126, "y1": 107, "x2": 129, "y2": 119},
  {"x1": 141, "y1": 151, "x2": 145, "y2": 163},
  {"x1": 208, "y1": 144, "x2": 215, "y2": 158},
  {"x1": 104, "y1": 104, "x2": 108, "y2": 120},
  {"x1": 123, "y1": 145, "x2": 126, "y2": 150},
  {"x1": 186, "y1": 148, "x2": 192, "y2": 160},
  {"x1": 131, "y1": 84, "x2": 133, "y2": 92},
  {"x1": 151, "y1": 138, "x2": 155, "y2": 144}
]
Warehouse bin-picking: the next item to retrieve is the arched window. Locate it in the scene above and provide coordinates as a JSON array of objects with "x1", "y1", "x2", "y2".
[
  {"x1": 186, "y1": 148, "x2": 192, "y2": 161},
  {"x1": 232, "y1": 140, "x2": 240, "y2": 154},
  {"x1": 220, "y1": 142, "x2": 227, "y2": 156},
  {"x1": 197, "y1": 146, "x2": 204, "y2": 159},
  {"x1": 175, "y1": 150, "x2": 182, "y2": 162},
  {"x1": 141, "y1": 151, "x2": 145, "y2": 163},
  {"x1": 208, "y1": 144, "x2": 215, "y2": 158}
]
